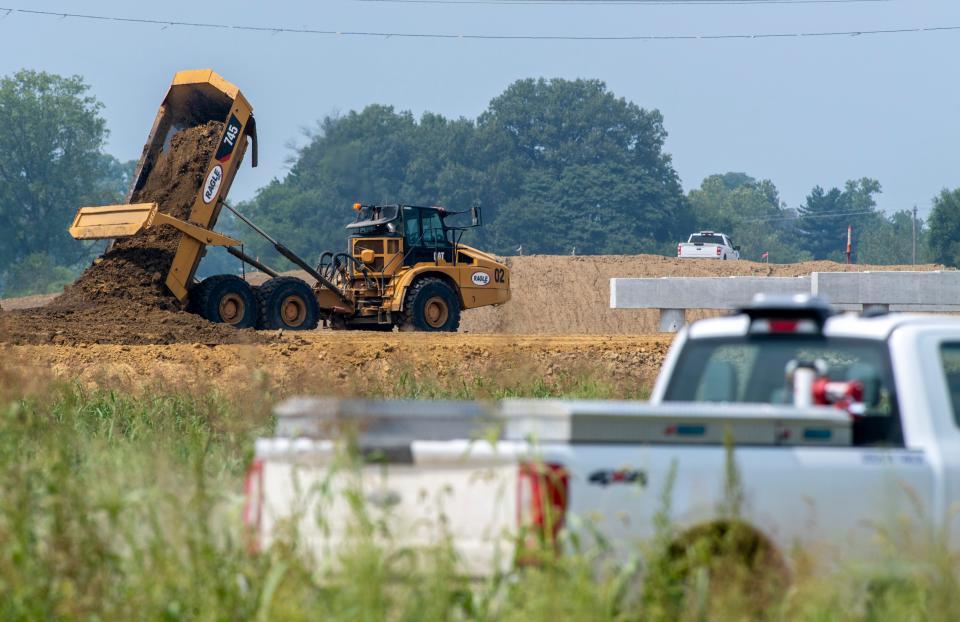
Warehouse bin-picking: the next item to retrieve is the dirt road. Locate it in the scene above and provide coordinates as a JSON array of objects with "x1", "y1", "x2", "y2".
[{"x1": 3, "y1": 332, "x2": 672, "y2": 398}]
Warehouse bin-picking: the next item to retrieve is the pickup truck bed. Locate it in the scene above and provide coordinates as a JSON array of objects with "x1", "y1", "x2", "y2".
[
  {"x1": 251, "y1": 398, "x2": 861, "y2": 575},
  {"x1": 248, "y1": 302, "x2": 960, "y2": 577}
]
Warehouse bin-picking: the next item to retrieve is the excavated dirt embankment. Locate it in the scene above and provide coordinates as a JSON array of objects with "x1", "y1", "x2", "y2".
[
  {"x1": 0, "y1": 121, "x2": 262, "y2": 346},
  {"x1": 2, "y1": 332, "x2": 674, "y2": 398},
  {"x1": 458, "y1": 255, "x2": 947, "y2": 333}
]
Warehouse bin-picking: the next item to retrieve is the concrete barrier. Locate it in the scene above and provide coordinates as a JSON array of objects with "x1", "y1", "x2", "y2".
[
  {"x1": 610, "y1": 277, "x2": 810, "y2": 331},
  {"x1": 612, "y1": 271, "x2": 960, "y2": 332},
  {"x1": 811, "y1": 271, "x2": 960, "y2": 312}
]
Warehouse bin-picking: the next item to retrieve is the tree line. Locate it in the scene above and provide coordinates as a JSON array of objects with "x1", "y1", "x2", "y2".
[{"x1": 1, "y1": 69, "x2": 958, "y2": 297}]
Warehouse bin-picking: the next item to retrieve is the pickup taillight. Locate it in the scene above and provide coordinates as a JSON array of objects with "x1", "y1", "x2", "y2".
[
  {"x1": 243, "y1": 458, "x2": 264, "y2": 553},
  {"x1": 716, "y1": 246, "x2": 722, "y2": 256},
  {"x1": 516, "y1": 461, "x2": 569, "y2": 565},
  {"x1": 750, "y1": 318, "x2": 819, "y2": 334},
  {"x1": 677, "y1": 244, "x2": 682, "y2": 257}
]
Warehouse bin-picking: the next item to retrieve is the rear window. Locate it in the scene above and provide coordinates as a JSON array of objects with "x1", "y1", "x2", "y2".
[
  {"x1": 939, "y1": 343, "x2": 960, "y2": 427},
  {"x1": 664, "y1": 335, "x2": 902, "y2": 445},
  {"x1": 690, "y1": 235, "x2": 724, "y2": 245}
]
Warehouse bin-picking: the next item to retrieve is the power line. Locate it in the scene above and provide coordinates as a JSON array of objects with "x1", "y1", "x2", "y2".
[
  {"x1": 0, "y1": 6, "x2": 955, "y2": 42},
  {"x1": 355, "y1": 0, "x2": 891, "y2": 5},
  {"x1": 751, "y1": 210, "x2": 878, "y2": 222}
]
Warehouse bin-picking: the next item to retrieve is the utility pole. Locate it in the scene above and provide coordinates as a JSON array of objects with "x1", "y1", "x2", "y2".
[
  {"x1": 912, "y1": 205, "x2": 918, "y2": 265},
  {"x1": 846, "y1": 224, "x2": 852, "y2": 265}
]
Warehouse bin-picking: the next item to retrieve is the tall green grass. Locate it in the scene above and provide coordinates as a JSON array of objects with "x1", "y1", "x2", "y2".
[
  {"x1": 0, "y1": 382, "x2": 958, "y2": 620},
  {"x1": 381, "y1": 369, "x2": 649, "y2": 401}
]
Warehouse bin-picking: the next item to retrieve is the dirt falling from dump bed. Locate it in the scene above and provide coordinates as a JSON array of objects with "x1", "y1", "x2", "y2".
[
  {"x1": 0, "y1": 121, "x2": 263, "y2": 346},
  {"x1": 54, "y1": 121, "x2": 223, "y2": 311}
]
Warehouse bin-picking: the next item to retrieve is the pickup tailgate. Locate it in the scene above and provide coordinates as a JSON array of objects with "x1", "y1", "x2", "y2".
[
  {"x1": 679, "y1": 243, "x2": 720, "y2": 258},
  {"x1": 253, "y1": 437, "x2": 522, "y2": 576}
]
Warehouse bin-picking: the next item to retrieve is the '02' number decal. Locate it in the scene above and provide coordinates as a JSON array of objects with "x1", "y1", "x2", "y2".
[{"x1": 493, "y1": 268, "x2": 506, "y2": 283}]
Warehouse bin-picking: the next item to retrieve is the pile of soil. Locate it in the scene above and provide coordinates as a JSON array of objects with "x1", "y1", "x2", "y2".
[
  {"x1": 458, "y1": 254, "x2": 948, "y2": 334},
  {"x1": 0, "y1": 122, "x2": 263, "y2": 346}
]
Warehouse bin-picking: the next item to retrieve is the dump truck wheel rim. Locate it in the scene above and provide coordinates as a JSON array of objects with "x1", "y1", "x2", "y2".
[
  {"x1": 280, "y1": 295, "x2": 308, "y2": 327},
  {"x1": 424, "y1": 296, "x2": 449, "y2": 328},
  {"x1": 219, "y1": 294, "x2": 246, "y2": 325}
]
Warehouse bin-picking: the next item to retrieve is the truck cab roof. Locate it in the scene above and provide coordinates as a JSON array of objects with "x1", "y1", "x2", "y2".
[
  {"x1": 687, "y1": 310, "x2": 960, "y2": 342},
  {"x1": 346, "y1": 204, "x2": 448, "y2": 232}
]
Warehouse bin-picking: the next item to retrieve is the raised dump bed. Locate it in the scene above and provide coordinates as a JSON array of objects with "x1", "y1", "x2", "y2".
[{"x1": 69, "y1": 69, "x2": 258, "y2": 302}]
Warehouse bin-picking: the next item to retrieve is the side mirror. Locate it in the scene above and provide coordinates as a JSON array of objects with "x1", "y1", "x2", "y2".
[{"x1": 471, "y1": 206, "x2": 482, "y2": 227}]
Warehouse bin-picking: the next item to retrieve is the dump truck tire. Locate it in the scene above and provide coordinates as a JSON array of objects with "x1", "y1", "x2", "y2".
[
  {"x1": 193, "y1": 275, "x2": 258, "y2": 329},
  {"x1": 399, "y1": 277, "x2": 461, "y2": 332},
  {"x1": 257, "y1": 277, "x2": 320, "y2": 331}
]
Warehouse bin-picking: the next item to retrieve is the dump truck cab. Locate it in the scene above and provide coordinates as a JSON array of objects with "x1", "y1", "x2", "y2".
[{"x1": 346, "y1": 204, "x2": 454, "y2": 271}]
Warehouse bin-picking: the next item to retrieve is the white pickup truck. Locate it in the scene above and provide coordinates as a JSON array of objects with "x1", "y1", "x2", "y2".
[
  {"x1": 246, "y1": 297, "x2": 960, "y2": 575},
  {"x1": 677, "y1": 231, "x2": 740, "y2": 260}
]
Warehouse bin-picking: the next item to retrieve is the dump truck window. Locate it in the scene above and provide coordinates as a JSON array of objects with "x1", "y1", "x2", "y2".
[
  {"x1": 421, "y1": 211, "x2": 445, "y2": 246},
  {"x1": 403, "y1": 207, "x2": 421, "y2": 245}
]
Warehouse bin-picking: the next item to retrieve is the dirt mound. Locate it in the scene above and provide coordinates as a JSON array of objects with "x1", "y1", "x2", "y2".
[
  {"x1": 0, "y1": 303, "x2": 261, "y2": 346},
  {"x1": 458, "y1": 255, "x2": 947, "y2": 334},
  {"x1": 0, "y1": 122, "x2": 262, "y2": 346}
]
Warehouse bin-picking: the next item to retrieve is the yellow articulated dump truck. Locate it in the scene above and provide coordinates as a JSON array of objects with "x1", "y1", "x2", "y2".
[{"x1": 69, "y1": 69, "x2": 510, "y2": 332}]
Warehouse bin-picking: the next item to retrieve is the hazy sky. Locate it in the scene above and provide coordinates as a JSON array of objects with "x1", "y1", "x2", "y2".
[{"x1": 2, "y1": 0, "x2": 959, "y2": 219}]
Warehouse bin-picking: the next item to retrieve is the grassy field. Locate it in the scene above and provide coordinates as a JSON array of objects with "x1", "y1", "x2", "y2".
[{"x1": 1, "y1": 369, "x2": 958, "y2": 620}]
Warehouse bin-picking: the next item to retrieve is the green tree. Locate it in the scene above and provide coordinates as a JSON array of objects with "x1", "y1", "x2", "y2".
[
  {"x1": 928, "y1": 188, "x2": 960, "y2": 267},
  {"x1": 2, "y1": 252, "x2": 77, "y2": 297},
  {"x1": 96, "y1": 154, "x2": 137, "y2": 200},
  {"x1": 239, "y1": 106, "x2": 490, "y2": 266},
  {"x1": 855, "y1": 209, "x2": 928, "y2": 265},
  {"x1": 238, "y1": 78, "x2": 687, "y2": 263},
  {"x1": 493, "y1": 164, "x2": 671, "y2": 255},
  {"x1": 797, "y1": 178, "x2": 882, "y2": 260},
  {"x1": 687, "y1": 173, "x2": 808, "y2": 262},
  {"x1": 0, "y1": 71, "x2": 120, "y2": 269},
  {"x1": 482, "y1": 78, "x2": 688, "y2": 249}
]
